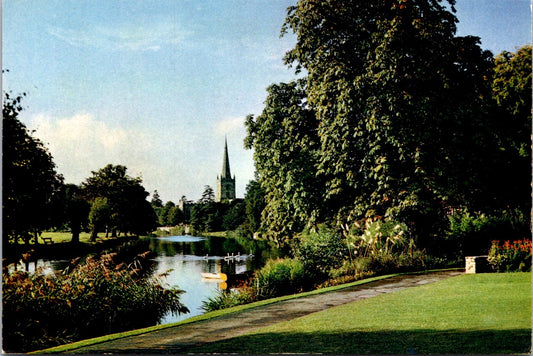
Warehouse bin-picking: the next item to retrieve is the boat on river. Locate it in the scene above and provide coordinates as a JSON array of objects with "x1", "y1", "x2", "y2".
[{"x1": 201, "y1": 272, "x2": 227, "y2": 281}]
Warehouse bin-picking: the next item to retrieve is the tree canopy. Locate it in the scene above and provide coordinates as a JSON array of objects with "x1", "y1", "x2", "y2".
[
  {"x1": 81, "y1": 164, "x2": 157, "y2": 240},
  {"x1": 487, "y1": 45, "x2": 532, "y2": 215},
  {"x1": 3, "y1": 92, "x2": 64, "y2": 245},
  {"x1": 245, "y1": 0, "x2": 529, "y2": 248}
]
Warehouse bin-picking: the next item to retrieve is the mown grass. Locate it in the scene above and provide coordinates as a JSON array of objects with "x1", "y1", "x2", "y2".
[
  {"x1": 193, "y1": 273, "x2": 531, "y2": 354},
  {"x1": 41, "y1": 231, "x2": 108, "y2": 244}
]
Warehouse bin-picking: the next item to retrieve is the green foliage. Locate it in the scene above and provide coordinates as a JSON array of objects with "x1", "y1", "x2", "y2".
[
  {"x1": 158, "y1": 201, "x2": 175, "y2": 226},
  {"x1": 353, "y1": 250, "x2": 431, "y2": 276},
  {"x1": 167, "y1": 206, "x2": 184, "y2": 226},
  {"x1": 2, "y1": 253, "x2": 188, "y2": 353},
  {"x1": 255, "y1": 258, "x2": 312, "y2": 299},
  {"x1": 190, "y1": 188, "x2": 246, "y2": 234},
  {"x1": 88, "y1": 197, "x2": 111, "y2": 241},
  {"x1": 243, "y1": 179, "x2": 266, "y2": 236},
  {"x1": 346, "y1": 219, "x2": 410, "y2": 258},
  {"x1": 191, "y1": 186, "x2": 226, "y2": 233},
  {"x1": 444, "y1": 209, "x2": 528, "y2": 258},
  {"x1": 244, "y1": 0, "x2": 511, "y2": 251},
  {"x1": 493, "y1": 45, "x2": 532, "y2": 125},
  {"x1": 222, "y1": 200, "x2": 246, "y2": 231},
  {"x1": 62, "y1": 184, "x2": 91, "y2": 243},
  {"x1": 82, "y1": 164, "x2": 157, "y2": 238},
  {"x1": 485, "y1": 45, "x2": 532, "y2": 217},
  {"x1": 150, "y1": 190, "x2": 163, "y2": 208},
  {"x1": 488, "y1": 240, "x2": 532, "y2": 272},
  {"x1": 201, "y1": 289, "x2": 255, "y2": 312},
  {"x1": 294, "y1": 225, "x2": 347, "y2": 276},
  {"x1": 245, "y1": 80, "x2": 321, "y2": 247},
  {"x1": 199, "y1": 185, "x2": 215, "y2": 204},
  {"x1": 191, "y1": 202, "x2": 223, "y2": 233},
  {"x1": 281, "y1": 0, "x2": 492, "y2": 236},
  {"x1": 3, "y1": 92, "x2": 64, "y2": 246}
]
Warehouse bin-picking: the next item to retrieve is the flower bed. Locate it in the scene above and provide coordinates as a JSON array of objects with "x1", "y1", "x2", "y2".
[{"x1": 488, "y1": 239, "x2": 532, "y2": 272}]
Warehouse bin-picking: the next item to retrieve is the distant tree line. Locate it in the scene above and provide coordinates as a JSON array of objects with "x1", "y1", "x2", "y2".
[
  {"x1": 3, "y1": 94, "x2": 158, "y2": 250},
  {"x1": 2, "y1": 88, "x2": 265, "y2": 251},
  {"x1": 3, "y1": 94, "x2": 266, "y2": 249},
  {"x1": 152, "y1": 182, "x2": 265, "y2": 237}
]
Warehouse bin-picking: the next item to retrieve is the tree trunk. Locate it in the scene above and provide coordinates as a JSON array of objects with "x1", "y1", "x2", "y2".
[
  {"x1": 90, "y1": 227, "x2": 98, "y2": 242},
  {"x1": 71, "y1": 224, "x2": 80, "y2": 244}
]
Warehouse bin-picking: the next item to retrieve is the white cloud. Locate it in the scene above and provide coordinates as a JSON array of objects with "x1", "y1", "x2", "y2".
[
  {"x1": 29, "y1": 113, "x2": 156, "y2": 184},
  {"x1": 48, "y1": 21, "x2": 191, "y2": 52},
  {"x1": 215, "y1": 116, "x2": 246, "y2": 137}
]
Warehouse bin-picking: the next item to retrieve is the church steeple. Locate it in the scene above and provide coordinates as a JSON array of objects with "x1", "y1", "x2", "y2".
[
  {"x1": 216, "y1": 137, "x2": 236, "y2": 202},
  {"x1": 221, "y1": 137, "x2": 232, "y2": 179}
]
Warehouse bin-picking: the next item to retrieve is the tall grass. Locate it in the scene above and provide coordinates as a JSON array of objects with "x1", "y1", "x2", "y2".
[{"x1": 2, "y1": 252, "x2": 188, "y2": 353}]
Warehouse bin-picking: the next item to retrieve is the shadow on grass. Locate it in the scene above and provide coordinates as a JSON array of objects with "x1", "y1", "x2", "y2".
[{"x1": 188, "y1": 328, "x2": 531, "y2": 355}]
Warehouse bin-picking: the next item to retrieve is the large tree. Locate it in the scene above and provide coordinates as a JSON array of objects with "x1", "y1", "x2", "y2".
[
  {"x1": 487, "y1": 45, "x2": 532, "y2": 217},
  {"x1": 3, "y1": 92, "x2": 64, "y2": 246},
  {"x1": 81, "y1": 164, "x2": 157, "y2": 240},
  {"x1": 243, "y1": 179, "x2": 266, "y2": 237},
  {"x1": 245, "y1": 80, "x2": 321, "y2": 245},
  {"x1": 247, "y1": 0, "x2": 498, "y2": 247},
  {"x1": 62, "y1": 184, "x2": 91, "y2": 243}
]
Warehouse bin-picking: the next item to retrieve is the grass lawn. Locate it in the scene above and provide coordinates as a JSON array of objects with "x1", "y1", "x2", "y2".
[
  {"x1": 40, "y1": 231, "x2": 123, "y2": 244},
  {"x1": 193, "y1": 273, "x2": 531, "y2": 354}
]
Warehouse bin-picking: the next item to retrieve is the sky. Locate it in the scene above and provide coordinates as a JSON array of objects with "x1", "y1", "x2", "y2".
[{"x1": 3, "y1": 0, "x2": 531, "y2": 203}]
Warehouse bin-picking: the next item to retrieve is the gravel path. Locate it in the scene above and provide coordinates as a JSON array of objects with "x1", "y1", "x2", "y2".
[{"x1": 68, "y1": 270, "x2": 463, "y2": 354}]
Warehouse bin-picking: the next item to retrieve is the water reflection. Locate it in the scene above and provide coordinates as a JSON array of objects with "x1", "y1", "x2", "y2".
[
  {"x1": 147, "y1": 235, "x2": 259, "y2": 324},
  {"x1": 7, "y1": 259, "x2": 70, "y2": 275}
]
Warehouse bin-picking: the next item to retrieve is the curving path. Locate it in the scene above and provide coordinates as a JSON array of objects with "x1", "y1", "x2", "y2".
[{"x1": 67, "y1": 270, "x2": 463, "y2": 354}]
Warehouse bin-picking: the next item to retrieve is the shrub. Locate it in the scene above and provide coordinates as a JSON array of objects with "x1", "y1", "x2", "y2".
[
  {"x1": 294, "y1": 225, "x2": 347, "y2": 276},
  {"x1": 329, "y1": 249, "x2": 432, "y2": 281},
  {"x1": 346, "y1": 218, "x2": 410, "y2": 259},
  {"x1": 201, "y1": 288, "x2": 255, "y2": 312},
  {"x1": 488, "y1": 240, "x2": 532, "y2": 272},
  {"x1": 2, "y1": 253, "x2": 188, "y2": 353},
  {"x1": 445, "y1": 209, "x2": 529, "y2": 258},
  {"x1": 254, "y1": 258, "x2": 312, "y2": 299}
]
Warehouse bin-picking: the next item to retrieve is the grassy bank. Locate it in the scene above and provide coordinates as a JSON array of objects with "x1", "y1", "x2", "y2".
[
  {"x1": 40, "y1": 231, "x2": 113, "y2": 244},
  {"x1": 3, "y1": 232, "x2": 141, "y2": 264},
  {"x1": 193, "y1": 273, "x2": 531, "y2": 354}
]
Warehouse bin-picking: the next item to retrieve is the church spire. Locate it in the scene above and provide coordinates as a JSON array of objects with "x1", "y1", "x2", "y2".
[
  {"x1": 221, "y1": 136, "x2": 232, "y2": 179},
  {"x1": 216, "y1": 137, "x2": 236, "y2": 202}
]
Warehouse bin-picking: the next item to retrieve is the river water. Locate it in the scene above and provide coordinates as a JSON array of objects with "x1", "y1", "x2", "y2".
[
  {"x1": 10, "y1": 235, "x2": 276, "y2": 325},
  {"x1": 149, "y1": 235, "x2": 258, "y2": 323}
]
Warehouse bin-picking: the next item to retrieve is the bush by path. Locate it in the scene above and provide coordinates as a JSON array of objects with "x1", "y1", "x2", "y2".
[{"x1": 2, "y1": 252, "x2": 188, "y2": 353}]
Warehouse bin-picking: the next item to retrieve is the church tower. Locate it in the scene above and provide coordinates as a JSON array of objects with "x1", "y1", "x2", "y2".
[{"x1": 216, "y1": 138, "x2": 236, "y2": 202}]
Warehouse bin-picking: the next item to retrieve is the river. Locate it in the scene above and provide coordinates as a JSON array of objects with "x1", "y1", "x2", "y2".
[
  {"x1": 9, "y1": 235, "x2": 277, "y2": 325},
  {"x1": 148, "y1": 235, "x2": 259, "y2": 323}
]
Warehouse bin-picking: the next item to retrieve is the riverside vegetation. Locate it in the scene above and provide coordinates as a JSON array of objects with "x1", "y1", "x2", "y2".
[
  {"x1": 3, "y1": 1, "x2": 531, "y2": 353},
  {"x1": 2, "y1": 251, "x2": 189, "y2": 353},
  {"x1": 203, "y1": 216, "x2": 531, "y2": 312}
]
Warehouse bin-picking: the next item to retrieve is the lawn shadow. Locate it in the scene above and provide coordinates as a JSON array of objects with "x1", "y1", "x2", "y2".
[{"x1": 188, "y1": 328, "x2": 531, "y2": 354}]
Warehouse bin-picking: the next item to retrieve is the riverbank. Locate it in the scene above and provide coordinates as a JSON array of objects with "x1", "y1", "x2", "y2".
[
  {"x1": 29, "y1": 269, "x2": 500, "y2": 354},
  {"x1": 3, "y1": 233, "x2": 140, "y2": 265}
]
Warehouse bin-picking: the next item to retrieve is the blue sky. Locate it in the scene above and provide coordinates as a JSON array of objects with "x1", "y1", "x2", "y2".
[{"x1": 3, "y1": 0, "x2": 531, "y2": 203}]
